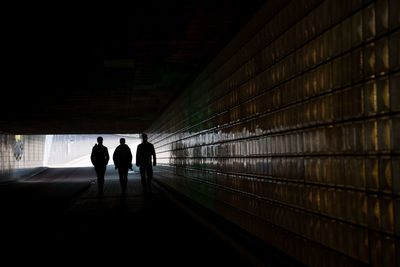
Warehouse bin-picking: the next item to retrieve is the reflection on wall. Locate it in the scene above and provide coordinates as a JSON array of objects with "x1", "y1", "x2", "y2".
[{"x1": 148, "y1": 0, "x2": 399, "y2": 266}]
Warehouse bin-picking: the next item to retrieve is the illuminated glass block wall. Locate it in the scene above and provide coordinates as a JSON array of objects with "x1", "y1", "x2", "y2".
[{"x1": 148, "y1": 0, "x2": 399, "y2": 266}]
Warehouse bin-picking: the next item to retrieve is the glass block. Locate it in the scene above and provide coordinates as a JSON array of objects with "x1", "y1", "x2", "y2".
[
  {"x1": 389, "y1": 0, "x2": 400, "y2": 28},
  {"x1": 369, "y1": 231, "x2": 383, "y2": 267},
  {"x1": 389, "y1": 72, "x2": 400, "y2": 112},
  {"x1": 389, "y1": 30, "x2": 400, "y2": 71},
  {"x1": 364, "y1": 120, "x2": 378, "y2": 153},
  {"x1": 395, "y1": 198, "x2": 400, "y2": 235},
  {"x1": 364, "y1": 43, "x2": 376, "y2": 78},
  {"x1": 332, "y1": 23, "x2": 343, "y2": 56},
  {"x1": 325, "y1": 62, "x2": 334, "y2": 90},
  {"x1": 363, "y1": 4, "x2": 376, "y2": 41},
  {"x1": 376, "y1": 77, "x2": 390, "y2": 113},
  {"x1": 375, "y1": 38, "x2": 390, "y2": 75},
  {"x1": 368, "y1": 194, "x2": 381, "y2": 230},
  {"x1": 379, "y1": 157, "x2": 393, "y2": 194},
  {"x1": 377, "y1": 118, "x2": 392, "y2": 152},
  {"x1": 379, "y1": 196, "x2": 395, "y2": 234},
  {"x1": 332, "y1": 90, "x2": 343, "y2": 121},
  {"x1": 345, "y1": 157, "x2": 365, "y2": 189},
  {"x1": 345, "y1": 190, "x2": 358, "y2": 223},
  {"x1": 351, "y1": 48, "x2": 364, "y2": 83},
  {"x1": 356, "y1": 228, "x2": 369, "y2": 263},
  {"x1": 342, "y1": 18, "x2": 352, "y2": 52},
  {"x1": 351, "y1": 11, "x2": 363, "y2": 46},
  {"x1": 376, "y1": 0, "x2": 389, "y2": 35},
  {"x1": 366, "y1": 157, "x2": 379, "y2": 191},
  {"x1": 382, "y1": 235, "x2": 396, "y2": 267},
  {"x1": 370, "y1": 233, "x2": 396, "y2": 267},
  {"x1": 393, "y1": 157, "x2": 400, "y2": 196}
]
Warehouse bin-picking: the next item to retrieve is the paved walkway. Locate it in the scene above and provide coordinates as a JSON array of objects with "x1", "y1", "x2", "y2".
[{"x1": 0, "y1": 167, "x2": 253, "y2": 266}]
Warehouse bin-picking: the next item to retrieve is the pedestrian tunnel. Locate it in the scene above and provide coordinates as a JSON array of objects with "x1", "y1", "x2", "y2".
[{"x1": 1, "y1": 1, "x2": 399, "y2": 266}]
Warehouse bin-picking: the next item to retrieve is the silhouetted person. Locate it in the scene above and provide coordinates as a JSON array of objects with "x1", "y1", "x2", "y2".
[
  {"x1": 91, "y1": 136, "x2": 110, "y2": 197},
  {"x1": 136, "y1": 133, "x2": 156, "y2": 193},
  {"x1": 113, "y1": 138, "x2": 133, "y2": 194}
]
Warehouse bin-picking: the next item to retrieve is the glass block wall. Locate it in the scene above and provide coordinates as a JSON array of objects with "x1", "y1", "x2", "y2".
[{"x1": 148, "y1": 0, "x2": 399, "y2": 266}]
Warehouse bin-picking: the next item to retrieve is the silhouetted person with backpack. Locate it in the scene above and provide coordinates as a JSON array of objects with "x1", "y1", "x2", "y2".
[
  {"x1": 136, "y1": 133, "x2": 156, "y2": 193},
  {"x1": 113, "y1": 138, "x2": 133, "y2": 195},
  {"x1": 91, "y1": 136, "x2": 110, "y2": 197}
]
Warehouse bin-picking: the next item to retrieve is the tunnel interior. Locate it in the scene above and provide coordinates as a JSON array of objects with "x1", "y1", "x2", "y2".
[{"x1": 1, "y1": 0, "x2": 400, "y2": 266}]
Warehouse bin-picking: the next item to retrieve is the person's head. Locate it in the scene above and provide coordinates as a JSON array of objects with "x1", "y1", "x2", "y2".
[
  {"x1": 97, "y1": 136, "x2": 103, "y2": 144},
  {"x1": 141, "y1": 133, "x2": 148, "y2": 142},
  {"x1": 120, "y1": 138, "x2": 126, "y2": 144}
]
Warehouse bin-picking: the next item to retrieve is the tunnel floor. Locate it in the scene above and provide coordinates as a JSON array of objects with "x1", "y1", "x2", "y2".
[{"x1": 0, "y1": 167, "x2": 258, "y2": 266}]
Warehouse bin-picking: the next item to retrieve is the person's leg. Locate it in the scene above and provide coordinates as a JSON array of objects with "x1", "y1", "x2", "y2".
[
  {"x1": 118, "y1": 167, "x2": 128, "y2": 193},
  {"x1": 118, "y1": 168, "x2": 124, "y2": 191},
  {"x1": 122, "y1": 169, "x2": 128, "y2": 192},
  {"x1": 146, "y1": 165, "x2": 153, "y2": 189},
  {"x1": 139, "y1": 166, "x2": 147, "y2": 192},
  {"x1": 95, "y1": 166, "x2": 104, "y2": 196},
  {"x1": 100, "y1": 165, "x2": 107, "y2": 194}
]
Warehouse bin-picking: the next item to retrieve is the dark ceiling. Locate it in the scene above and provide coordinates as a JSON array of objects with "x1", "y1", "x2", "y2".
[{"x1": 1, "y1": 0, "x2": 265, "y2": 134}]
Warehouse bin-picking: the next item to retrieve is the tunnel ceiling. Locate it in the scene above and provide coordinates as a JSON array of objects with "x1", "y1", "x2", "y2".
[{"x1": 1, "y1": 0, "x2": 265, "y2": 134}]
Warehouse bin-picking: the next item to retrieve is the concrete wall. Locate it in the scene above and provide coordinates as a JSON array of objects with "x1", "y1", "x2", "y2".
[
  {"x1": 148, "y1": 0, "x2": 400, "y2": 266},
  {"x1": 0, "y1": 134, "x2": 46, "y2": 182}
]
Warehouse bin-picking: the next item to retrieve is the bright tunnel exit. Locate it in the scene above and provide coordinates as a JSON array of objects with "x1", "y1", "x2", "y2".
[{"x1": 44, "y1": 134, "x2": 141, "y2": 168}]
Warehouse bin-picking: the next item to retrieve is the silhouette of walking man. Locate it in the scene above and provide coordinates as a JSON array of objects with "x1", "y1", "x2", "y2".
[
  {"x1": 91, "y1": 136, "x2": 110, "y2": 197},
  {"x1": 136, "y1": 133, "x2": 156, "y2": 193},
  {"x1": 113, "y1": 138, "x2": 133, "y2": 195}
]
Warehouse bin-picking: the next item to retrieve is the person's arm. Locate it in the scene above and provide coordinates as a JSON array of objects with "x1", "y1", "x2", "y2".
[
  {"x1": 136, "y1": 145, "x2": 140, "y2": 167},
  {"x1": 90, "y1": 146, "x2": 96, "y2": 166},
  {"x1": 151, "y1": 144, "x2": 156, "y2": 166},
  {"x1": 113, "y1": 148, "x2": 118, "y2": 169},
  {"x1": 128, "y1": 147, "x2": 133, "y2": 170},
  {"x1": 105, "y1": 148, "x2": 110, "y2": 165}
]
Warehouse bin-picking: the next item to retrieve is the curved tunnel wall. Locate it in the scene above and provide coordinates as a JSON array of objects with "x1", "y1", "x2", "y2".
[{"x1": 148, "y1": 0, "x2": 400, "y2": 266}]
